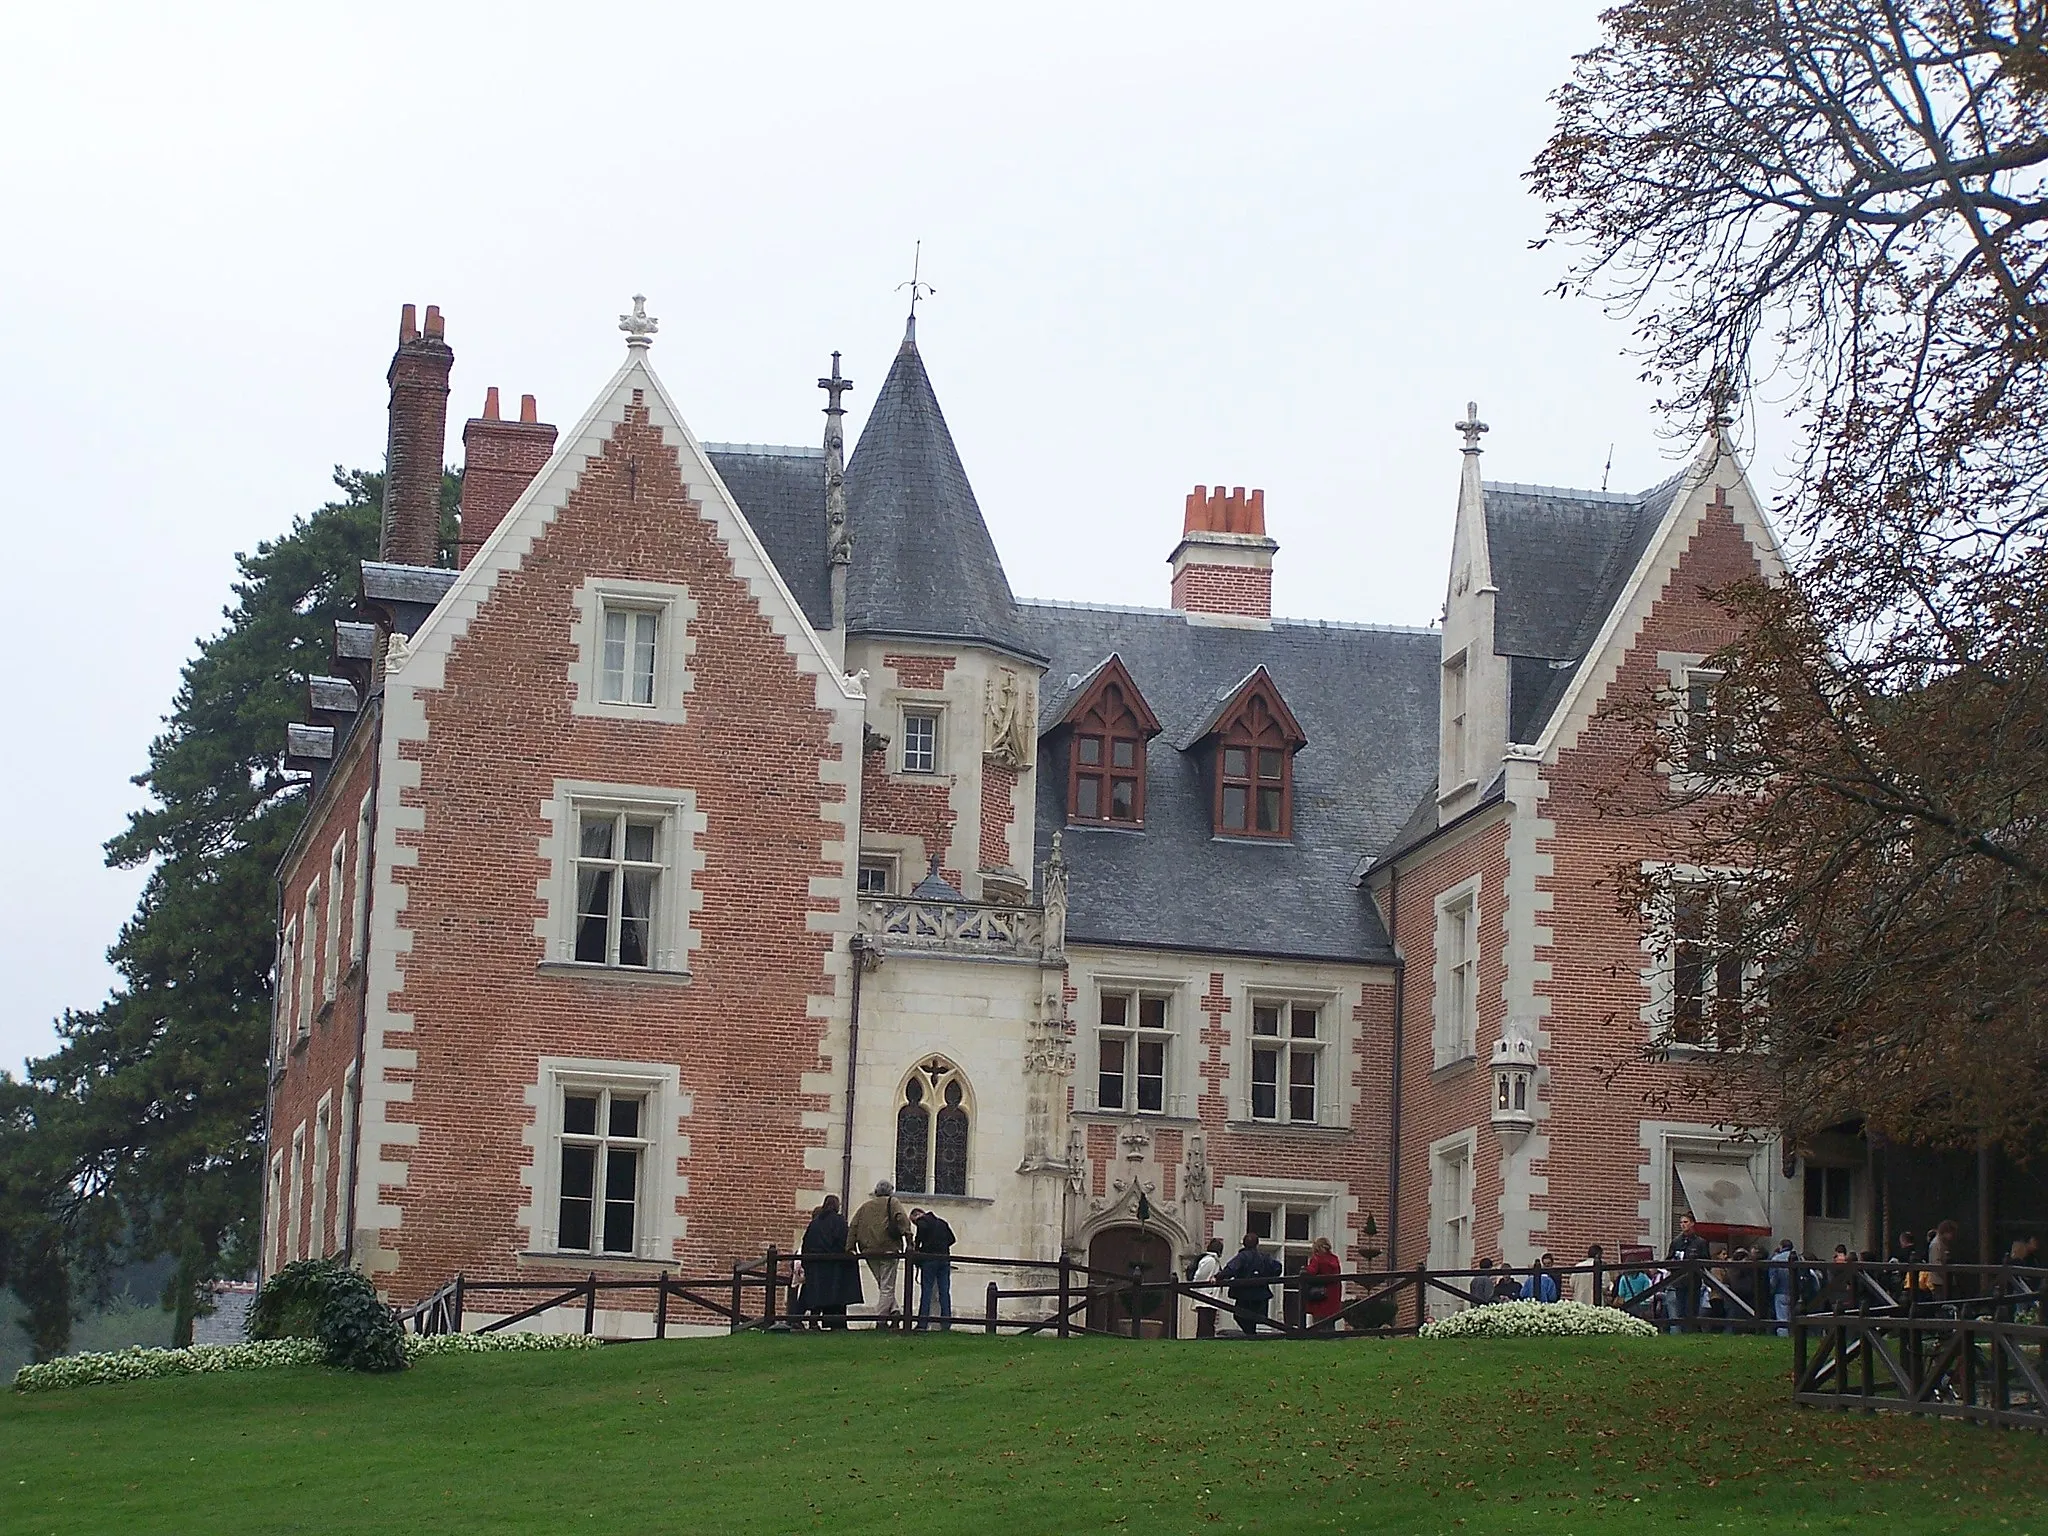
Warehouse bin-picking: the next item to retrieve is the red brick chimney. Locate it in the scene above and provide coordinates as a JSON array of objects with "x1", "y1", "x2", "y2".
[
  {"x1": 379, "y1": 302, "x2": 454, "y2": 567},
  {"x1": 458, "y1": 387, "x2": 558, "y2": 567},
  {"x1": 1169, "y1": 485, "x2": 1278, "y2": 621}
]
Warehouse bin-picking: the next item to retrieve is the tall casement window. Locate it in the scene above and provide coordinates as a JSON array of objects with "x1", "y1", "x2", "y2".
[
  {"x1": 1669, "y1": 881, "x2": 1751, "y2": 1050},
  {"x1": 298, "y1": 884, "x2": 320, "y2": 1036},
  {"x1": 1443, "y1": 652, "x2": 1469, "y2": 785},
  {"x1": 1683, "y1": 668, "x2": 1731, "y2": 773},
  {"x1": 335, "y1": 1064, "x2": 358, "y2": 1254},
  {"x1": 895, "y1": 1058, "x2": 970, "y2": 1196},
  {"x1": 1246, "y1": 1200, "x2": 1321, "y2": 1273},
  {"x1": 323, "y1": 836, "x2": 347, "y2": 1003},
  {"x1": 266, "y1": 1152, "x2": 286, "y2": 1275},
  {"x1": 1428, "y1": 1132, "x2": 1477, "y2": 1301},
  {"x1": 274, "y1": 919, "x2": 298, "y2": 1064},
  {"x1": 574, "y1": 811, "x2": 662, "y2": 968},
  {"x1": 599, "y1": 605, "x2": 659, "y2": 706},
  {"x1": 310, "y1": 1097, "x2": 332, "y2": 1262},
  {"x1": 1097, "y1": 990, "x2": 1174, "y2": 1113},
  {"x1": 556, "y1": 1086, "x2": 648, "y2": 1256},
  {"x1": 350, "y1": 794, "x2": 372, "y2": 965},
  {"x1": 1194, "y1": 668, "x2": 1306, "y2": 839},
  {"x1": 1433, "y1": 882, "x2": 1480, "y2": 1066},
  {"x1": 1060, "y1": 658, "x2": 1161, "y2": 827},
  {"x1": 286, "y1": 1123, "x2": 306, "y2": 1264},
  {"x1": 1250, "y1": 1002, "x2": 1323, "y2": 1124},
  {"x1": 901, "y1": 709, "x2": 941, "y2": 774}
]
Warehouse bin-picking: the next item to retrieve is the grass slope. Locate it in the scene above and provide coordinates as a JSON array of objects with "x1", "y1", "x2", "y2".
[{"x1": 4, "y1": 1333, "x2": 2042, "y2": 1534}]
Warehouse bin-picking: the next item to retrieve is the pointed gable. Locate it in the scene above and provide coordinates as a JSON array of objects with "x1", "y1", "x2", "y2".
[
  {"x1": 1176, "y1": 666, "x2": 1308, "y2": 752},
  {"x1": 843, "y1": 329, "x2": 1042, "y2": 661},
  {"x1": 1049, "y1": 653, "x2": 1163, "y2": 736}
]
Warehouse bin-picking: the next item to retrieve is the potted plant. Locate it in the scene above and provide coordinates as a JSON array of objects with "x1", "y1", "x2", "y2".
[{"x1": 1347, "y1": 1213, "x2": 1400, "y2": 1331}]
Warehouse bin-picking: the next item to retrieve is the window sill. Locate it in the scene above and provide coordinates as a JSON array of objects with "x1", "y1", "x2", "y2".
[
  {"x1": 1436, "y1": 779, "x2": 1481, "y2": 806},
  {"x1": 317, "y1": 996, "x2": 336, "y2": 1026},
  {"x1": 890, "y1": 1192, "x2": 994, "y2": 1208},
  {"x1": 291, "y1": 1031, "x2": 311, "y2": 1055},
  {"x1": 1430, "y1": 1053, "x2": 1478, "y2": 1081},
  {"x1": 1225, "y1": 1120, "x2": 1350, "y2": 1137},
  {"x1": 1208, "y1": 833, "x2": 1294, "y2": 846},
  {"x1": 1071, "y1": 1108, "x2": 1200, "y2": 1126},
  {"x1": 517, "y1": 1250, "x2": 674, "y2": 1271},
  {"x1": 537, "y1": 961, "x2": 693, "y2": 988},
  {"x1": 1064, "y1": 821, "x2": 1146, "y2": 835}
]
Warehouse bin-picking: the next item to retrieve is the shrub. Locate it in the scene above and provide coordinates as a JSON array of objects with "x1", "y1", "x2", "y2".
[
  {"x1": 249, "y1": 1259, "x2": 408, "y2": 1372},
  {"x1": 13, "y1": 1329, "x2": 605, "y2": 1392},
  {"x1": 1419, "y1": 1300, "x2": 1658, "y2": 1341}
]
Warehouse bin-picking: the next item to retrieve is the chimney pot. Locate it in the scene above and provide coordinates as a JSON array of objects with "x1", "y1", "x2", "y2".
[
  {"x1": 399, "y1": 303, "x2": 418, "y2": 343},
  {"x1": 422, "y1": 304, "x2": 445, "y2": 338},
  {"x1": 519, "y1": 393, "x2": 538, "y2": 423},
  {"x1": 483, "y1": 386, "x2": 501, "y2": 421}
]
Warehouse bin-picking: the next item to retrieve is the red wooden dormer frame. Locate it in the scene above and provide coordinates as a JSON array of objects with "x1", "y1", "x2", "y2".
[
  {"x1": 1056, "y1": 655, "x2": 1162, "y2": 828},
  {"x1": 1197, "y1": 668, "x2": 1307, "y2": 840}
]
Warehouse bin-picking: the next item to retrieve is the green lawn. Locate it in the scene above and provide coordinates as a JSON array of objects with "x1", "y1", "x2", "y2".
[{"x1": 3, "y1": 1333, "x2": 2042, "y2": 1534}]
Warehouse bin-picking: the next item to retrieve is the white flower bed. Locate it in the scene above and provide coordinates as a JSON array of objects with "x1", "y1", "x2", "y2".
[
  {"x1": 1419, "y1": 1299, "x2": 1658, "y2": 1341},
  {"x1": 13, "y1": 1330, "x2": 605, "y2": 1392}
]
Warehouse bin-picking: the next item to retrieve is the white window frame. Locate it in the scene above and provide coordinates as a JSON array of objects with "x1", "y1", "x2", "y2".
[
  {"x1": 1641, "y1": 1123, "x2": 1777, "y2": 1249},
  {"x1": 542, "y1": 781, "x2": 705, "y2": 979},
  {"x1": 286, "y1": 1122, "x2": 307, "y2": 1264},
  {"x1": 298, "y1": 883, "x2": 320, "y2": 1036},
  {"x1": 334, "y1": 1063, "x2": 358, "y2": 1255},
  {"x1": 900, "y1": 707, "x2": 942, "y2": 775},
  {"x1": 310, "y1": 1094, "x2": 333, "y2": 1261},
  {"x1": 274, "y1": 919, "x2": 298, "y2": 1064},
  {"x1": 349, "y1": 793, "x2": 372, "y2": 966},
  {"x1": 1427, "y1": 1129, "x2": 1477, "y2": 1315},
  {"x1": 323, "y1": 836, "x2": 346, "y2": 1003},
  {"x1": 527, "y1": 1059, "x2": 682, "y2": 1261},
  {"x1": 569, "y1": 577, "x2": 699, "y2": 725},
  {"x1": 1442, "y1": 650, "x2": 1470, "y2": 789},
  {"x1": 856, "y1": 853, "x2": 898, "y2": 896},
  {"x1": 599, "y1": 604, "x2": 661, "y2": 707},
  {"x1": 1247, "y1": 997, "x2": 1326, "y2": 1126},
  {"x1": 1682, "y1": 667, "x2": 1728, "y2": 773},
  {"x1": 266, "y1": 1150, "x2": 286, "y2": 1276},
  {"x1": 1093, "y1": 987, "x2": 1179, "y2": 1116},
  {"x1": 1433, "y1": 877, "x2": 1481, "y2": 1067},
  {"x1": 1640, "y1": 863, "x2": 1760, "y2": 1055},
  {"x1": 1244, "y1": 1198, "x2": 1325, "y2": 1274}
]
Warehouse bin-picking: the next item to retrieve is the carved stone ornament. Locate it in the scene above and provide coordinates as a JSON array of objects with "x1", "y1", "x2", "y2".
[
  {"x1": 984, "y1": 668, "x2": 1035, "y2": 769},
  {"x1": 842, "y1": 668, "x2": 869, "y2": 700},
  {"x1": 1179, "y1": 1131, "x2": 1211, "y2": 1212},
  {"x1": 1039, "y1": 832, "x2": 1069, "y2": 957},
  {"x1": 384, "y1": 630, "x2": 413, "y2": 674}
]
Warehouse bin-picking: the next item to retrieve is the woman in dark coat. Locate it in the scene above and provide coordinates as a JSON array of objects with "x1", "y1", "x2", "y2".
[{"x1": 798, "y1": 1195, "x2": 861, "y2": 1330}]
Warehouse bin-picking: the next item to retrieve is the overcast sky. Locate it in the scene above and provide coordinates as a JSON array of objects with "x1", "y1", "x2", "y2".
[{"x1": 0, "y1": 2, "x2": 1795, "y2": 1074}]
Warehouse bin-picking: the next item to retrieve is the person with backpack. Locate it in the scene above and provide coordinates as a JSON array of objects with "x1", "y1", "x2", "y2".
[
  {"x1": 909, "y1": 1207, "x2": 956, "y2": 1331},
  {"x1": 1218, "y1": 1233, "x2": 1283, "y2": 1336},
  {"x1": 849, "y1": 1179, "x2": 917, "y2": 1328},
  {"x1": 1766, "y1": 1238, "x2": 1797, "y2": 1335},
  {"x1": 1520, "y1": 1252, "x2": 1562, "y2": 1303}
]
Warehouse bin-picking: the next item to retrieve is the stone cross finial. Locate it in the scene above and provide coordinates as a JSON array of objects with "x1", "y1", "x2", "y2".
[
  {"x1": 818, "y1": 351, "x2": 854, "y2": 415},
  {"x1": 1456, "y1": 401, "x2": 1489, "y2": 454},
  {"x1": 619, "y1": 294, "x2": 659, "y2": 350}
]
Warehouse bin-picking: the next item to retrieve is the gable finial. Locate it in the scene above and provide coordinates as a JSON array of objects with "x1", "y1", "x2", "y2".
[
  {"x1": 820, "y1": 351, "x2": 855, "y2": 579},
  {"x1": 1707, "y1": 365, "x2": 1736, "y2": 434},
  {"x1": 1455, "y1": 401, "x2": 1489, "y2": 454},
  {"x1": 897, "y1": 240, "x2": 935, "y2": 345},
  {"x1": 619, "y1": 294, "x2": 659, "y2": 351}
]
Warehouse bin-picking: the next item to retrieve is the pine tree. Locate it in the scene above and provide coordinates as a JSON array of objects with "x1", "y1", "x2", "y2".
[{"x1": 0, "y1": 468, "x2": 457, "y2": 1352}]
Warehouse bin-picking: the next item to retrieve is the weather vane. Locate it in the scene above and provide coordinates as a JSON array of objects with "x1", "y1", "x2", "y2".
[{"x1": 898, "y1": 241, "x2": 935, "y2": 319}]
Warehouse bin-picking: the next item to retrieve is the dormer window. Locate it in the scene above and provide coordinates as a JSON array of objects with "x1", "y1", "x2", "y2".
[
  {"x1": 1057, "y1": 656, "x2": 1162, "y2": 829},
  {"x1": 1191, "y1": 669, "x2": 1306, "y2": 840}
]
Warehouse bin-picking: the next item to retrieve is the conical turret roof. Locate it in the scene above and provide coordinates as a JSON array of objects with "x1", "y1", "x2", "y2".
[{"x1": 843, "y1": 326, "x2": 1042, "y2": 661}]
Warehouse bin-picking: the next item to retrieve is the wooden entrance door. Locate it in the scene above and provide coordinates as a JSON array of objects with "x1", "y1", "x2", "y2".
[{"x1": 1085, "y1": 1227, "x2": 1175, "y2": 1334}]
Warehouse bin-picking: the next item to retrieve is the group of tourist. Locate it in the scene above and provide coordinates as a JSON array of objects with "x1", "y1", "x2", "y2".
[{"x1": 788, "y1": 1181, "x2": 959, "y2": 1331}]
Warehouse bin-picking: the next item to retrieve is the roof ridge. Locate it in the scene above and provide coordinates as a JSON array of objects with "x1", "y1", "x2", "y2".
[
  {"x1": 703, "y1": 442, "x2": 823, "y2": 459},
  {"x1": 1483, "y1": 470, "x2": 1687, "y2": 506},
  {"x1": 1018, "y1": 597, "x2": 1435, "y2": 636}
]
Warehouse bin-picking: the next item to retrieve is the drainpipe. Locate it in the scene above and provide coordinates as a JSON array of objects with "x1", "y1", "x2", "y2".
[
  {"x1": 839, "y1": 934, "x2": 871, "y2": 1210},
  {"x1": 1385, "y1": 862, "x2": 1404, "y2": 1268}
]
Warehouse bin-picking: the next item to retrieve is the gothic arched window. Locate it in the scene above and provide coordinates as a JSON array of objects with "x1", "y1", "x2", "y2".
[
  {"x1": 1199, "y1": 668, "x2": 1306, "y2": 840},
  {"x1": 894, "y1": 1058, "x2": 971, "y2": 1196}
]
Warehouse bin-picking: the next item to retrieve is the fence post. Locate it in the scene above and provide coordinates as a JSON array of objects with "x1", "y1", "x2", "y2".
[
  {"x1": 985, "y1": 1281, "x2": 998, "y2": 1336},
  {"x1": 902, "y1": 1252, "x2": 914, "y2": 1329},
  {"x1": 452, "y1": 1273, "x2": 465, "y2": 1335},
  {"x1": 1058, "y1": 1255, "x2": 1073, "y2": 1338},
  {"x1": 1857, "y1": 1300, "x2": 1874, "y2": 1404},
  {"x1": 1411, "y1": 1263, "x2": 1427, "y2": 1332},
  {"x1": 730, "y1": 1261, "x2": 744, "y2": 1335},
  {"x1": 764, "y1": 1246, "x2": 780, "y2": 1329},
  {"x1": 656, "y1": 1273, "x2": 669, "y2": 1340},
  {"x1": 584, "y1": 1273, "x2": 598, "y2": 1337},
  {"x1": 1592, "y1": 1256, "x2": 1604, "y2": 1309}
]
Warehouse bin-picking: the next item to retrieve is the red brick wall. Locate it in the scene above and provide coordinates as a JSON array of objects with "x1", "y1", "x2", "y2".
[
  {"x1": 860, "y1": 751, "x2": 957, "y2": 888},
  {"x1": 1388, "y1": 816, "x2": 1510, "y2": 1266},
  {"x1": 980, "y1": 762, "x2": 1018, "y2": 870},
  {"x1": 883, "y1": 653, "x2": 953, "y2": 693},
  {"x1": 1171, "y1": 562, "x2": 1273, "y2": 619},
  {"x1": 1526, "y1": 494, "x2": 1772, "y2": 1260},
  {"x1": 371, "y1": 398, "x2": 848, "y2": 1301},
  {"x1": 267, "y1": 734, "x2": 378, "y2": 1272}
]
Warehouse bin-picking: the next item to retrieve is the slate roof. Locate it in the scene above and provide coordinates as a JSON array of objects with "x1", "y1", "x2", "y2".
[
  {"x1": 1020, "y1": 603, "x2": 1440, "y2": 963},
  {"x1": 704, "y1": 444, "x2": 833, "y2": 631},
  {"x1": 841, "y1": 329, "x2": 1042, "y2": 661},
  {"x1": 1485, "y1": 473, "x2": 1685, "y2": 739}
]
